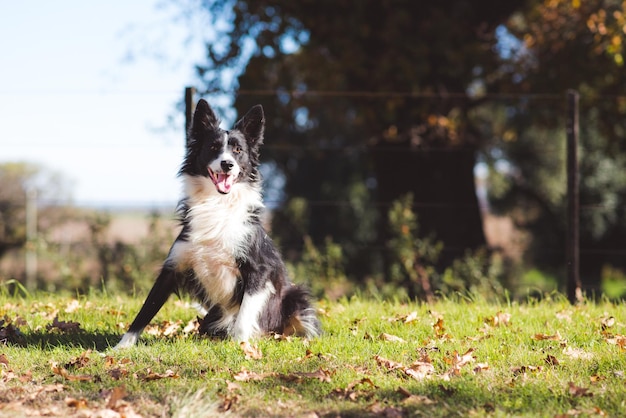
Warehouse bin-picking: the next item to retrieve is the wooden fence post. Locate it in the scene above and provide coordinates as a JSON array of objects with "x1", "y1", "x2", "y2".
[
  {"x1": 25, "y1": 186, "x2": 37, "y2": 290},
  {"x1": 566, "y1": 89, "x2": 582, "y2": 303},
  {"x1": 185, "y1": 87, "x2": 196, "y2": 147}
]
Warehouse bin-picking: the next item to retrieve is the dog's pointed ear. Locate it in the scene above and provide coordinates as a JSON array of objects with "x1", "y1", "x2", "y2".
[
  {"x1": 234, "y1": 105, "x2": 265, "y2": 144},
  {"x1": 190, "y1": 99, "x2": 220, "y2": 137}
]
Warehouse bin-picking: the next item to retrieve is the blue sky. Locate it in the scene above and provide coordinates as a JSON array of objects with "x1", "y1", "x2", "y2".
[{"x1": 0, "y1": 1, "x2": 209, "y2": 207}]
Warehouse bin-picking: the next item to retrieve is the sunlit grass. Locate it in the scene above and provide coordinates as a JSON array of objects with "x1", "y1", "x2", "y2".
[{"x1": 0, "y1": 291, "x2": 625, "y2": 417}]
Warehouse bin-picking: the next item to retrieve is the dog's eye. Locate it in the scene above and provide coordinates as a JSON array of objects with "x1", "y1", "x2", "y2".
[{"x1": 233, "y1": 145, "x2": 243, "y2": 154}]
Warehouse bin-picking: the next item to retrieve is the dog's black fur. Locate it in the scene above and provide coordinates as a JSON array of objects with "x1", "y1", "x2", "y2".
[{"x1": 115, "y1": 100, "x2": 320, "y2": 348}]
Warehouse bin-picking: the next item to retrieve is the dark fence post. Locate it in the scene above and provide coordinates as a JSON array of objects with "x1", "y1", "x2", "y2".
[
  {"x1": 566, "y1": 89, "x2": 582, "y2": 303},
  {"x1": 185, "y1": 87, "x2": 196, "y2": 146}
]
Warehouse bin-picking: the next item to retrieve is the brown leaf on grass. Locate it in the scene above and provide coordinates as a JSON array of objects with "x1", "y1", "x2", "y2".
[
  {"x1": 484, "y1": 311, "x2": 511, "y2": 327},
  {"x1": 65, "y1": 350, "x2": 91, "y2": 370},
  {"x1": 107, "y1": 367, "x2": 129, "y2": 381},
  {"x1": 374, "y1": 355, "x2": 435, "y2": 381},
  {"x1": 182, "y1": 318, "x2": 199, "y2": 336},
  {"x1": 65, "y1": 397, "x2": 89, "y2": 409},
  {"x1": 368, "y1": 402, "x2": 404, "y2": 418},
  {"x1": 46, "y1": 316, "x2": 82, "y2": 333},
  {"x1": 233, "y1": 368, "x2": 273, "y2": 382},
  {"x1": 555, "y1": 309, "x2": 573, "y2": 322},
  {"x1": 433, "y1": 318, "x2": 445, "y2": 336},
  {"x1": 568, "y1": 382, "x2": 593, "y2": 398},
  {"x1": 589, "y1": 374, "x2": 606, "y2": 383},
  {"x1": 240, "y1": 341, "x2": 263, "y2": 360},
  {"x1": 544, "y1": 354, "x2": 560, "y2": 366},
  {"x1": 0, "y1": 353, "x2": 9, "y2": 367},
  {"x1": 51, "y1": 362, "x2": 93, "y2": 381},
  {"x1": 562, "y1": 346, "x2": 593, "y2": 360},
  {"x1": 388, "y1": 311, "x2": 419, "y2": 324},
  {"x1": 379, "y1": 333, "x2": 406, "y2": 343},
  {"x1": 473, "y1": 363, "x2": 490, "y2": 373},
  {"x1": 145, "y1": 320, "x2": 182, "y2": 337},
  {"x1": 105, "y1": 385, "x2": 127, "y2": 409},
  {"x1": 432, "y1": 317, "x2": 453, "y2": 340},
  {"x1": 64, "y1": 299, "x2": 80, "y2": 313},
  {"x1": 405, "y1": 361, "x2": 436, "y2": 380},
  {"x1": 532, "y1": 331, "x2": 562, "y2": 341},
  {"x1": 604, "y1": 334, "x2": 626, "y2": 350},
  {"x1": 397, "y1": 386, "x2": 436, "y2": 405},
  {"x1": 297, "y1": 349, "x2": 336, "y2": 362},
  {"x1": 0, "y1": 316, "x2": 25, "y2": 344},
  {"x1": 138, "y1": 368, "x2": 179, "y2": 381},
  {"x1": 374, "y1": 355, "x2": 405, "y2": 371},
  {"x1": 273, "y1": 333, "x2": 293, "y2": 342},
  {"x1": 600, "y1": 316, "x2": 615, "y2": 331},
  {"x1": 331, "y1": 377, "x2": 378, "y2": 401},
  {"x1": 440, "y1": 349, "x2": 476, "y2": 380},
  {"x1": 446, "y1": 348, "x2": 475, "y2": 369},
  {"x1": 280, "y1": 368, "x2": 334, "y2": 383},
  {"x1": 511, "y1": 365, "x2": 543, "y2": 377}
]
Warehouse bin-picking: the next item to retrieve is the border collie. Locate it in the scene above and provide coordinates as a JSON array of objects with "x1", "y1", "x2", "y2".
[{"x1": 115, "y1": 100, "x2": 320, "y2": 348}]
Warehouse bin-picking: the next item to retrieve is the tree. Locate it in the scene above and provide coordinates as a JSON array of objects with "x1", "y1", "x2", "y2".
[
  {"x1": 182, "y1": 1, "x2": 525, "y2": 286},
  {"x1": 488, "y1": 0, "x2": 626, "y2": 289}
]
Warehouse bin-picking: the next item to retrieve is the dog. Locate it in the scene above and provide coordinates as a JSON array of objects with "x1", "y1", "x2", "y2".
[{"x1": 115, "y1": 99, "x2": 320, "y2": 348}]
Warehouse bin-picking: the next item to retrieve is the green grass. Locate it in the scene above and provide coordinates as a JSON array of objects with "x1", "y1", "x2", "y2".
[{"x1": 0, "y1": 291, "x2": 625, "y2": 417}]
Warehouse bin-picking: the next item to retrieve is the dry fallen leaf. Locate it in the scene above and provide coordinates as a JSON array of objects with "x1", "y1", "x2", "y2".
[
  {"x1": 388, "y1": 312, "x2": 419, "y2": 324},
  {"x1": 331, "y1": 377, "x2": 378, "y2": 401},
  {"x1": 233, "y1": 368, "x2": 272, "y2": 382},
  {"x1": 600, "y1": 316, "x2": 615, "y2": 331},
  {"x1": 280, "y1": 368, "x2": 333, "y2": 383},
  {"x1": 604, "y1": 334, "x2": 626, "y2": 350},
  {"x1": 532, "y1": 331, "x2": 562, "y2": 341},
  {"x1": 379, "y1": 333, "x2": 406, "y2": 343},
  {"x1": 105, "y1": 385, "x2": 127, "y2": 410},
  {"x1": 65, "y1": 350, "x2": 91, "y2": 370},
  {"x1": 240, "y1": 341, "x2": 263, "y2": 360},
  {"x1": 568, "y1": 382, "x2": 592, "y2": 398},
  {"x1": 484, "y1": 311, "x2": 511, "y2": 327},
  {"x1": 65, "y1": 397, "x2": 89, "y2": 409},
  {"x1": 544, "y1": 355, "x2": 560, "y2": 366},
  {"x1": 138, "y1": 369, "x2": 179, "y2": 381},
  {"x1": 397, "y1": 386, "x2": 436, "y2": 405},
  {"x1": 46, "y1": 316, "x2": 82, "y2": 333},
  {"x1": 64, "y1": 299, "x2": 80, "y2": 313},
  {"x1": 51, "y1": 362, "x2": 93, "y2": 382},
  {"x1": 562, "y1": 346, "x2": 593, "y2": 360},
  {"x1": 374, "y1": 355, "x2": 435, "y2": 381}
]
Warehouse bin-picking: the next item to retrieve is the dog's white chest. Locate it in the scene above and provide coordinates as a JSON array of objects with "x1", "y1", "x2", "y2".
[{"x1": 170, "y1": 177, "x2": 264, "y2": 306}]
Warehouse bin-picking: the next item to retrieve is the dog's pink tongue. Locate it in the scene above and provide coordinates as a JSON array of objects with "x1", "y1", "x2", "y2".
[{"x1": 215, "y1": 173, "x2": 234, "y2": 193}]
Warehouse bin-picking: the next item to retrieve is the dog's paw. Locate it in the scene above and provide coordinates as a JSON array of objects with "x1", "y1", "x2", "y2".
[{"x1": 113, "y1": 332, "x2": 138, "y2": 349}]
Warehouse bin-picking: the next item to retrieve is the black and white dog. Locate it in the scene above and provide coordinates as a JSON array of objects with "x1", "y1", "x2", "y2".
[{"x1": 115, "y1": 100, "x2": 320, "y2": 348}]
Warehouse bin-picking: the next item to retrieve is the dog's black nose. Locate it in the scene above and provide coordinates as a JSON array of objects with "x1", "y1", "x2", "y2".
[{"x1": 221, "y1": 160, "x2": 234, "y2": 172}]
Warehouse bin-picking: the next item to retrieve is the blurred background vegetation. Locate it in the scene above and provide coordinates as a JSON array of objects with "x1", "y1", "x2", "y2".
[{"x1": 3, "y1": 0, "x2": 626, "y2": 301}]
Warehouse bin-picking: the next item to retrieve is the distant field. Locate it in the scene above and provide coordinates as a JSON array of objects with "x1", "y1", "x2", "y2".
[{"x1": 0, "y1": 292, "x2": 625, "y2": 417}]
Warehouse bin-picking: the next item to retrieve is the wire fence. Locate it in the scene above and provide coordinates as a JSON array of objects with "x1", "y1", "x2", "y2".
[{"x1": 4, "y1": 87, "x2": 626, "y2": 293}]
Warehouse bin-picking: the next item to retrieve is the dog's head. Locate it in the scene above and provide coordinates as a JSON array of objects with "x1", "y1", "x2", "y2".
[{"x1": 181, "y1": 100, "x2": 265, "y2": 194}]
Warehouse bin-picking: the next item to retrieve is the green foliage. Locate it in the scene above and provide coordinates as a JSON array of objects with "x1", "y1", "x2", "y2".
[
  {"x1": 601, "y1": 264, "x2": 626, "y2": 299},
  {"x1": 386, "y1": 193, "x2": 442, "y2": 301},
  {"x1": 440, "y1": 249, "x2": 505, "y2": 300},
  {"x1": 287, "y1": 235, "x2": 352, "y2": 301}
]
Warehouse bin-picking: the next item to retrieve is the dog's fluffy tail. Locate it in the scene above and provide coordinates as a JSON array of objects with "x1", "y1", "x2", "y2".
[{"x1": 281, "y1": 286, "x2": 321, "y2": 338}]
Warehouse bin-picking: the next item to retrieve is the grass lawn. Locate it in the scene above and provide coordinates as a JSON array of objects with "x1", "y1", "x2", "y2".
[{"x1": 0, "y1": 291, "x2": 625, "y2": 417}]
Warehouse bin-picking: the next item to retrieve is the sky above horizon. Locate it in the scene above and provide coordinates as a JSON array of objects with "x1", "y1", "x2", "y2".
[{"x1": 0, "y1": 1, "x2": 210, "y2": 207}]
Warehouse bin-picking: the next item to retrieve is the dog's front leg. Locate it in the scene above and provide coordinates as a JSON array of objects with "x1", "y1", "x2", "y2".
[
  {"x1": 114, "y1": 264, "x2": 178, "y2": 349},
  {"x1": 231, "y1": 282, "x2": 276, "y2": 342}
]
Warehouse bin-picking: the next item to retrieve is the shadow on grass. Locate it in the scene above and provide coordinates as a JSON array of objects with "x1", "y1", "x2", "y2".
[{"x1": 11, "y1": 331, "x2": 121, "y2": 351}]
